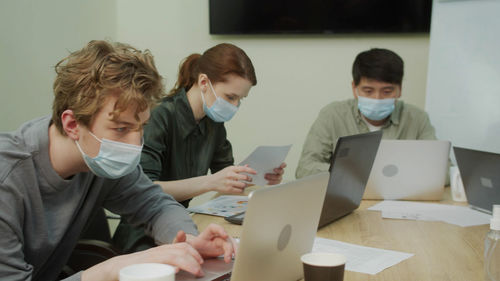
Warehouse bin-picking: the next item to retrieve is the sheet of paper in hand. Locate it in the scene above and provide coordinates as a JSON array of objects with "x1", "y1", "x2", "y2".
[{"x1": 238, "y1": 144, "x2": 292, "y2": 186}]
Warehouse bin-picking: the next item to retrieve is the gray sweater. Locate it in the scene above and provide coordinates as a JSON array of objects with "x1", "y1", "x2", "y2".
[{"x1": 0, "y1": 116, "x2": 198, "y2": 281}]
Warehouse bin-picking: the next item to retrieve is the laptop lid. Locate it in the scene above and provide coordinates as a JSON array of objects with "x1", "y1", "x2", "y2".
[
  {"x1": 317, "y1": 131, "x2": 382, "y2": 229},
  {"x1": 364, "y1": 140, "x2": 451, "y2": 200},
  {"x1": 177, "y1": 172, "x2": 329, "y2": 281},
  {"x1": 454, "y1": 146, "x2": 500, "y2": 214}
]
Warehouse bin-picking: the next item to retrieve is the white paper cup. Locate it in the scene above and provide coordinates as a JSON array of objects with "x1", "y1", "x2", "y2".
[{"x1": 119, "y1": 263, "x2": 175, "y2": 281}]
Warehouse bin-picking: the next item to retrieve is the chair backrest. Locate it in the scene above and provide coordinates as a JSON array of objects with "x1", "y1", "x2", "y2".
[
  {"x1": 80, "y1": 207, "x2": 112, "y2": 242},
  {"x1": 59, "y1": 239, "x2": 120, "y2": 278}
]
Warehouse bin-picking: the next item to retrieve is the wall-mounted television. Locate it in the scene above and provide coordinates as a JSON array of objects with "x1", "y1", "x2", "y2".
[{"x1": 209, "y1": 0, "x2": 432, "y2": 35}]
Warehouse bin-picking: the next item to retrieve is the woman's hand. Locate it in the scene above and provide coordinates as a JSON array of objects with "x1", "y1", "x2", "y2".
[
  {"x1": 208, "y1": 165, "x2": 257, "y2": 194},
  {"x1": 264, "y1": 162, "x2": 287, "y2": 185}
]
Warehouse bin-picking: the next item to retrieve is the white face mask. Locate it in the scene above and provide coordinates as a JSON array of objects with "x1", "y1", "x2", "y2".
[
  {"x1": 200, "y1": 80, "x2": 239, "y2": 122},
  {"x1": 75, "y1": 131, "x2": 143, "y2": 179},
  {"x1": 357, "y1": 94, "x2": 395, "y2": 121}
]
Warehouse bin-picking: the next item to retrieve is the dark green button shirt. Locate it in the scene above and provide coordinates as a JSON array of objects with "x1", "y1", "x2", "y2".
[{"x1": 140, "y1": 88, "x2": 234, "y2": 207}]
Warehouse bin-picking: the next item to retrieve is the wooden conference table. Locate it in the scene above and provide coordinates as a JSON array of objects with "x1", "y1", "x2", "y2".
[{"x1": 190, "y1": 188, "x2": 487, "y2": 281}]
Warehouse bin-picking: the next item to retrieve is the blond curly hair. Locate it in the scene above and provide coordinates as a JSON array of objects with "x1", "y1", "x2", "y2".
[{"x1": 52, "y1": 40, "x2": 165, "y2": 135}]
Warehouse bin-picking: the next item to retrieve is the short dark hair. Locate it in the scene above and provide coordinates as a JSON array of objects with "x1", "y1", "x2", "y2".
[{"x1": 352, "y1": 48, "x2": 404, "y2": 86}]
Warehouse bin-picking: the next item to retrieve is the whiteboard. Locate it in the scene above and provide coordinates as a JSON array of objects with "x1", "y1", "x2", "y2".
[{"x1": 425, "y1": 0, "x2": 500, "y2": 163}]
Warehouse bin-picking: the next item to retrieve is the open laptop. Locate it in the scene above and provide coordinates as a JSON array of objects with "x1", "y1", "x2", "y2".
[
  {"x1": 317, "y1": 131, "x2": 382, "y2": 228},
  {"x1": 363, "y1": 140, "x2": 451, "y2": 200},
  {"x1": 176, "y1": 172, "x2": 329, "y2": 281},
  {"x1": 454, "y1": 146, "x2": 500, "y2": 214}
]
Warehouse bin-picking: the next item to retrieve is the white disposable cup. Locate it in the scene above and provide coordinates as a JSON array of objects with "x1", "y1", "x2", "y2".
[
  {"x1": 449, "y1": 166, "x2": 467, "y2": 202},
  {"x1": 119, "y1": 263, "x2": 175, "y2": 281}
]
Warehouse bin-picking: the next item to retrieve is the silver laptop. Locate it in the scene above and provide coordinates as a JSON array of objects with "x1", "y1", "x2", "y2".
[
  {"x1": 363, "y1": 140, "x2": 451, "y2": 200},
  {"x1": 176, "y1": 172, "x2": 329, "y2": 281},
  {"x1": 454, "y1": 146, "x2": 500, "y2": 214},
  {"x1": 318, "y1": 131, "x2": 382, "y2": 228}
]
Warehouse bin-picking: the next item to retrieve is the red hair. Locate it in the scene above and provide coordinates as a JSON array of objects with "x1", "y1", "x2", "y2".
[{"x1": 169, "y1": 43, "x2": 256, "y2": 95}]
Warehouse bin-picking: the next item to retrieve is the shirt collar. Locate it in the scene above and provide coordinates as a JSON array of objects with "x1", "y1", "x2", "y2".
[
  {"x1": 175, "y1": 88, "x2": 207, "y2": 139},
  {"x1": 351, "y1": 98, "x2": 403, "y2": 127}
]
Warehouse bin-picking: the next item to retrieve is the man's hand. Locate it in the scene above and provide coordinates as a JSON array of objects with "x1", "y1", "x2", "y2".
[
  {"x1": 82, "y1": 242, "x2": 205, "y2": 281},
  {"x1": 179, "y1": 224, "x2": 237, "y2": 263}
]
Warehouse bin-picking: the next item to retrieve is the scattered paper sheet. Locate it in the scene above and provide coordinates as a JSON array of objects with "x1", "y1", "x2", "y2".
[
  {"x1": 312, "y1": 237, "x2": 413, "y2": 275},
  {"x1": 238, "y1": 144, "x2": 292, "y2": 186},
  {"x1": 368, "y1": 200, "x2": 491, "y2": 227},
  {"x1": 187, "y1": 196, "x2": 248, "y2": 217}
]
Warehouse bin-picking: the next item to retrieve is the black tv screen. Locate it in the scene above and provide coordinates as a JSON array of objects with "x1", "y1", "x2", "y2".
[{"x1": 209, "y1": 0, "x2": 432, "y2": 35}]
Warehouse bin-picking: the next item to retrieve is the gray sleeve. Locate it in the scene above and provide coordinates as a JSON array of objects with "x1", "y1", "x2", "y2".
[
  {"x1": 0, "y1": 219, "x2": 32, "y2": 281},
  {"x1": 0, "y1": 183, "x2": 33, "y2": 281},
  {"x1": 103, "y1": 167, "x2": 198, "y2": 244},
  {"x1": 0, "y1": 173, "x2": 83, "y2": 281}
]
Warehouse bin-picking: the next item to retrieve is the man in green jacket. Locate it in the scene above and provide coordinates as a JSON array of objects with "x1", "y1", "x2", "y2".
[{"x1": 296, "y1": 48, "x2": 437, "y2": 179}]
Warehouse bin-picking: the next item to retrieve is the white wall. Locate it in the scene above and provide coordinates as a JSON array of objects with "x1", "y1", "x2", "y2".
[
  {"x1": 426, "y1": 0, "x2": 500, "y2": 160},
  {"x1": 0, "y1": 1, "x2": 431, "y2": 182},
  {"x1": 117, "y1": 0, "x2": 431, "y2": 181},
  {"x1": 0, "y1": 0, "x2": 117, "y2": 131}
]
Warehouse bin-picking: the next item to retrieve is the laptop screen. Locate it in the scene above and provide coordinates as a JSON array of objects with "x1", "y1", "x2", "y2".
[
  {"x1": 318, "y1": 131, "x2": 382, "y2": 228},
  {"x1": 454, "y1": 146, "x2": 500, "y2": 213}
]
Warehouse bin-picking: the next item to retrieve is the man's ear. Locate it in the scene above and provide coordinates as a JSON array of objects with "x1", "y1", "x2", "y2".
[
  {"x1": 197, "y1": 73, "x2": 209, "y2": 93},
  {"x1": 351, "y1": 81, "x2": 358, "y2": 99},
  {"x1": 61, "y1": 110, "x2": 80, "y2": 141},
  {"x1": 397, "y1": 85, "x2": 402, "y2": 98}
]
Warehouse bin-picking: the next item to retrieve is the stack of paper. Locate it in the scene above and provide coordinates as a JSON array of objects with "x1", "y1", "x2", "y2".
[{"x1": 368, "y1": 201, "x2": 491, "y2": 227}]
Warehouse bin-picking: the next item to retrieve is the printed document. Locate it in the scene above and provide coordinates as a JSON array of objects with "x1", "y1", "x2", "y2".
[{"x1": 187, "y1": 195, "x2": 248, "y2": 217}]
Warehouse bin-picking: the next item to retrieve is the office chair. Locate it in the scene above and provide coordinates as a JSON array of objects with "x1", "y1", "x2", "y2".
[
  {"x1": 58, "y1": 239, "x2": 120, "y2": 278},
  {"x1": 58, "y1": 208, "x2": 122, "y2": 279}
]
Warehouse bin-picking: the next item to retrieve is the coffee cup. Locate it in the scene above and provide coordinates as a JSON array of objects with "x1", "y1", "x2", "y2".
[
  {"x1": 301, "y1": 252, "x2": 346, "y2": 281},
  {"x1": 119, "y1": 263, "x2": 175, "y2": 281}
]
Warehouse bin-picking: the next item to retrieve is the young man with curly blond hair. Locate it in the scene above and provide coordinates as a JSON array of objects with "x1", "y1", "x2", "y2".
[{"x1": 0, "y1": 40, "x2": 236, "y2": 281}]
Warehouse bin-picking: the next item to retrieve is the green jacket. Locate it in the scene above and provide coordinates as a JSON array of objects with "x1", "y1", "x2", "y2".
[
  {"x1": 141, "y1": 88, "x2": 234, "y2": 207},
  {"x1": 296, "y1": 99, "x2": 436, "y2": 179}
]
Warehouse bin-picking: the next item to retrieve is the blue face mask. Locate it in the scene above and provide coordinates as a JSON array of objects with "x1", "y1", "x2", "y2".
[
  {"x1": 200, "y1": 80, "x2": 239, "y2": 122},
  {"x1": 75, "y1": 131, "x2": 143, "y2": 179},
  {"x1": 357, "y1": 96, "x2": 395, "y2": 121}
]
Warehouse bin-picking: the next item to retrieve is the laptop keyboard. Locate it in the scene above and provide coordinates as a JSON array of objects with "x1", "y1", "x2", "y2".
[
  {"x1": 213, "y1": 272, "x2": 232, "y2": 281},
  {"x1": 224, "y1": 211, "x2": 245, "y2": 225}
]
